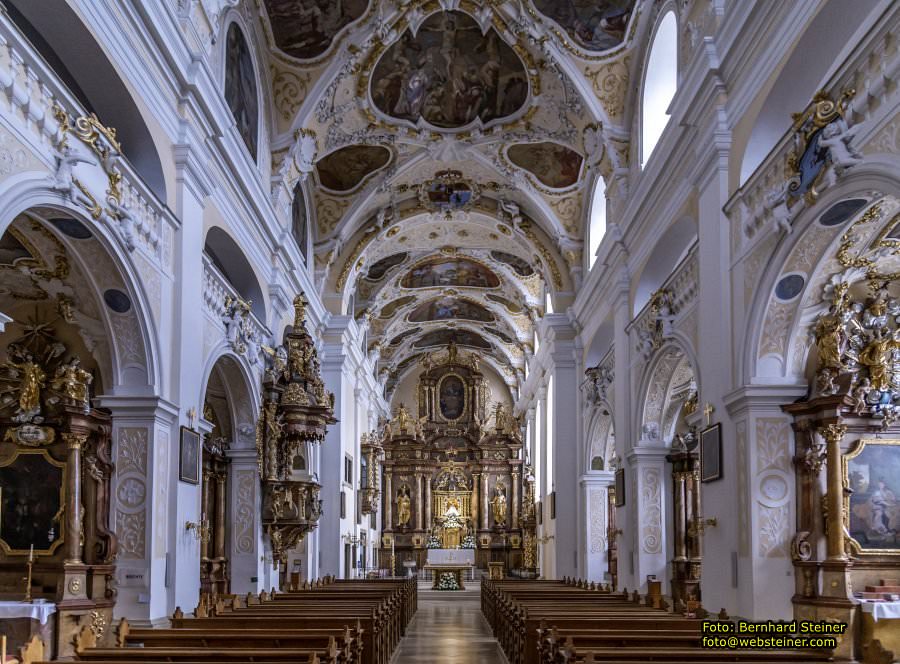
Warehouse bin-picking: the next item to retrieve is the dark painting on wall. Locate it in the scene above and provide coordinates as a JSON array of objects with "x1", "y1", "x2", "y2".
[
  {"x1": 400, "y1": 258, "x2": 500, "y2": 289},
  {"x1": 225, "y1": 23, "x2": 259, "y2": 159},
  {"x1": 371, "y1": 11, "x2": 528, "y2": 128},
  {"x1": 847, "y1": 440, "x2": 900, "y2": 551},
  {"x1": 532, "y1": 0, "x2": 634, "y2": 52},
  {"x1": 408, "y1": 296, "x2": 494, "y2": 323},
  {"x1": 262, "y1": 0, "x2": 368, "y2": 60},
  {"x1": 292, "y1": 183, "x2": 307, "y2": 260},
  {"x1": 316, "y1": 145, "x2": 391, "y2": 192},
  {"x1": 700, "y1": 423, "x2": 722, "y2": 483},
  {"x1": 0, "y1": 451, "x2": 65, "y2": 554},
  {"x1": 439, "y1": 375, "x2": 466, "y2": 420},
  {"x1": 507, "y1": 142, "x2": 584, "y2": 189},
  {"x1": 180, "y1": 427, "x2": 201, "y2": 484}
]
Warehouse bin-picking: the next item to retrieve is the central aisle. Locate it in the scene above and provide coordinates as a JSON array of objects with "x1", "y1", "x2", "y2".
[{"x1": 392, "y1": 582, "x2": 506, "y2": 663}]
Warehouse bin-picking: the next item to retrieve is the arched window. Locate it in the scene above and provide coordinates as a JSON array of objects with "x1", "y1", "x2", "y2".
[
  {"x1": 292, "y1": 182, "x2": 308, "y2": 263},
  {"x1": 640, "y1": 11, "x2": 678, "y2": 167},
  {"x1": 224, "y1": 23, "x2": 259, "y2": 160},
  {"x1": 588, "y1": 176, "x2": 607, "y2": 270}
]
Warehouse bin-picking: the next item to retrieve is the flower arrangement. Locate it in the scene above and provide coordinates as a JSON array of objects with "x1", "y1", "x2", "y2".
[
  {"x1": 460, "y1": 534, "x2": 476, "y2": 549},
  {"x1": 437, "y1": 572, "x2": 460, "y2": 591},
  {"x1": 426, "y1": 533, "x2": 441, "y2": 549}
]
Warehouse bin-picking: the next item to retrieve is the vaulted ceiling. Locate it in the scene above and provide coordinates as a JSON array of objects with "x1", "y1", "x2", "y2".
[{"x1": 257, "y1": 0, "x2": 646, "y2": 399}]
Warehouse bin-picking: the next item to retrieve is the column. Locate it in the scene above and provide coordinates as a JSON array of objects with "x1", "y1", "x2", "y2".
[
  {"x1": 821, "y1": 424, "x2": 848, "y2": 561},
  {"x1": 201, "y1": 470, "x2": 212, "y2": 560},
  {"x1": 626, "y1": 446, "x2": 669, "y2": 592},
  {"x1": 471, "y1": 472, "x2": 480, "y2": 525},
  {"x1": 415, "y1": 473, "x2": 424, "y2": 530},
  {"x1": 480, "y1": 473, "x2": 489, "y2": 530},
  {"x1": 673, "y1": 472, "x2": 686, "y2": 561},
  {"x1": 228, "y1": 448, "x2": 265, "y2": 594},
  {"x1": 424, "y1": 475, "x2": 432, "y2": 532},
  {"x1": 63, "y1": 432, "x2": 85, "y2": 564},
  {"x1": 581, "y1": 471, "x2": 614, "y2": 582},
  {"x1": 215, "y1": 473, "x2": 226, "y2": 560},
  {"x1": 511, "y1": 470, "x2": 520, "y2": 530},
  {"x1": 384, "y1": 472, "x2": 393, "y2": 530}
]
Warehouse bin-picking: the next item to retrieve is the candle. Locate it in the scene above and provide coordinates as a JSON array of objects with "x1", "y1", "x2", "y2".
[{"x1": 28, "y1": 544, "x2": 33, "y2": 562}]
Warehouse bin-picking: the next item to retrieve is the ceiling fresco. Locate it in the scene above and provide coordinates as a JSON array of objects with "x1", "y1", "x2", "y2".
[
  {"x1": 315, "y1": 145, "x2": 392, "y2": 192},
  {"x1": 400, "y1": 257, "x2": 501, "y2": 289},
  {"x1": 252, "y1": 0, "x2": 649, "y2": 396},
  {"x1": 507, "y1": 142, "x2": 584, "y2": 189},
  {"x1": 261, "y1": 0, "x2": 368, "y2": 59},
  {"x1": 532, "y1": 0, "x2": 635, "y2": 52},
  {"x1": 370, "y1": 11, "x2": 529, "y2": 128},
  {"x1": 407, "y1": 296, "x2": 495, "y2": 323}
]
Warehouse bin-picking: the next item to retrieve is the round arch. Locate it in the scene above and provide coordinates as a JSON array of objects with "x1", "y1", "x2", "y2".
[
  {"x1": 199, "y1": 349, "x2": 260, "y2": 451},
  {"x1": 637, "y1": 340, "x2": 699, "y2": 446},
  {"x1": 203, "y1": 225, "x2": 268, "y2": 323}
]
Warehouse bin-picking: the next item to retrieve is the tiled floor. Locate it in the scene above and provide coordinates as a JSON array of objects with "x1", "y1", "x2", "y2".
[{"x1": 392, "y1": 585, "x2": 506, "y2": 663}]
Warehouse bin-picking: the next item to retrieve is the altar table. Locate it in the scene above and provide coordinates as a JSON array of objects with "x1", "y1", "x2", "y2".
[
  {"x1": 424, "y1": 565, "x2": 470, "y2": 590},
  {"x1": 0, "y1": 601, "x2": 56, "y2": 658},
  {"x1": 426, "y1": 548, "x2": 475, "y2": 566},
  {"x1": 859, "y1": 600, "x2": 900, "y2": 656}
]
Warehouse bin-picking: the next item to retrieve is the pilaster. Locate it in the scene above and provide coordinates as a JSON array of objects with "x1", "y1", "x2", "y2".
[{"x1": 582, "y1": 471, "x2": 615, "y2": 582}]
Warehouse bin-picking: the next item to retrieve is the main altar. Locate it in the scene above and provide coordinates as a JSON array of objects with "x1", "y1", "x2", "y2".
[{"x1": 374, "y1": 342, "x2": 529, "y2": 576}]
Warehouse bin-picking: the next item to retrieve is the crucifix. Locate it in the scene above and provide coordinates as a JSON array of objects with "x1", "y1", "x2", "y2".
[{"x1": 702, "y1": 403, "x2": 714, "y2": 427}]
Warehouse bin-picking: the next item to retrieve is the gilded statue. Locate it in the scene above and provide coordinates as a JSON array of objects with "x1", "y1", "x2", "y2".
[
  {"x1": 50, "y1": 356, "x2": 92, "y2": 404},
  {"x1": 491, "y1": 484, "x2": 508, "y2": 527},
  {"x1": 814, "y1": 307, "x2": 845, "y2": 371},
  {"x1": 859, "y1": 329, "x2": 898, "y2": 392},
  {"x1": 12, "y1": 354, "x2": 46, "y2": 419},
  {"x1": 394, "y1": 403, "x2": 412, "y2": 432},
  {"x1": 396, "y1": 487, "x2": 411, "y2": 527}
]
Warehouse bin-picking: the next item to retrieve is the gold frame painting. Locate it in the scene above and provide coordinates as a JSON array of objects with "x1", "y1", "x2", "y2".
[
  {"x1": 843, "y1": 438, "x2": 900, "y2": 556},
  {"x1": 0, "y1": 448, "x2": 66, "y2": 556},
  {"x1": 436, "y1": 372, "x2": 468, "y2": 423}
]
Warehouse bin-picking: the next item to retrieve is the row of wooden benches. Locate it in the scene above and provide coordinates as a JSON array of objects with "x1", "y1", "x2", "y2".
[
  {"x1": 481, "y1": 578, "x2": 835, "y2": 664},
  {"x1": 18, "y1": 577, "x2": 416, "y2": 664}
]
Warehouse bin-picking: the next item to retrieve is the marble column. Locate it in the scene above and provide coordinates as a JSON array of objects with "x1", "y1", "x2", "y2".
[
  {"x1": 63, "y1": 432, "x2": 86, "y2": 565},
  {"x1": 821, "y1": 424, "x2": 848, "y2": 561},
  {"x1": 673, "y1": 472, "x2": 686, "y2": 561},
  {"x1": 511, "y1": 471, "x2": 520, "y2": 530},
  {"x1": 384, "y1": 472, "x2": 393, "y2": 530},
  {"x1": 424, "y1": 475, "x2": 432, "y2": 532},
  {"x1": 215, "y1": 473, "x2": 226, "y2": 559},
  {"x1": 471, "y1": 472, "x2": 480, "y2": 526},
  {"x1": 416, "y1": 473, "x2": 424, "y2": 530},
  {"x1": 480, "y1": 473, "x2": 489, "y2": 530}
]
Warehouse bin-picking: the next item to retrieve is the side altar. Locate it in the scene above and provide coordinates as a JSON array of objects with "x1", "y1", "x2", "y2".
[{"x1": 373, "y1": 342, "x2": 531, "y2": 576}]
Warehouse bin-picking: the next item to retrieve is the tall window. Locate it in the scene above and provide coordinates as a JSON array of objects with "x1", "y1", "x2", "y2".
[
  {"x1": 640, "y1": 11, "x2": 678, "y2": 167},
  {"x1": 588, "y1": 176, "x2": 607, "y2": 270},
  {"x1": 535, "y1": 399, "x2": 543, "y2": 499}
]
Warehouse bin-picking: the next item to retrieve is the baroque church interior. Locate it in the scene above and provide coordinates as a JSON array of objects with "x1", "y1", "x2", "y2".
[{"x1": 0, "y1": 0, "x2": 899, "y2": 662}]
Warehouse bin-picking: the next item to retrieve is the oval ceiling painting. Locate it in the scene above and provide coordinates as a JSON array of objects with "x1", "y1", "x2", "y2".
[
  {"x1": 533, "y1": 1, "x2": 634, "y2": 52},
  {"x1": 316, "y1": 145, "x2": 391, "y2": 192},
  {"x1": 401, "y1": 257, "x2": 500, "y2": 289},
  {"x1": 262, "y1": 0, "x2": 368, "y2": 60},
  {"x1": 413, "y1": 329, "x2": 492, "y2": 350},
  {"x1": 408, "y1": 297, "x2": 494, "y2": 323},
  {"x1": 508, "y1": 142, "x2": 584, "y2": 189},
  {"x1": 371, "y1": 11, "x2": 528, "y2": 129}
]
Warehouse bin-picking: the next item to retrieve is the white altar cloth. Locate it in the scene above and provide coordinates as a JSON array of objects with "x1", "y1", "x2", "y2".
[
  {"x1": 0, "y1": 600, "x2": 56, "y2": 624},
  {"x1": 860, "y1": 600, "x2": 900, "y2": 621},
  {"x1": 426, "y1": 549, "x2": 474, "y2": 566}
]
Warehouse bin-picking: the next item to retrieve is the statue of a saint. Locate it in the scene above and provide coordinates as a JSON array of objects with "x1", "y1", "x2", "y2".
[
  {"x1": 859, "y1": 329, "x2": 897, "y2": 391},
  {"x1": 814, "y1": 307, "x2": 845, "y2": 371},
  {"x1": 491, "y1": 484, "x2": 508, "y2": 527},
  {"x1": 395, "y1": 403, "x2": 412, "y2": 432},
  {"x1": 51, "y1": 356, "x2": 92, "y2": 404},
  {"x1": 13, "y1": 355, "x2": 45, "y2": 418},
  {"x1": 396, "y1": 488, "x2": 411, "y2": 527}
]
